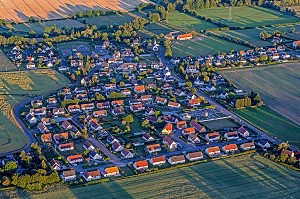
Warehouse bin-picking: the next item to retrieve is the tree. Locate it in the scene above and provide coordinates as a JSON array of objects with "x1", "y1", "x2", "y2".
[
  {"x1": 123, "y1": 115, "x2": 134, "y2": 123},
  {"x1": 278, "y1": 142, "x2": 289, "y2": 150},
  {"x1": 290, "y1": 27, "x2": 296, "y2": 33},
  {"x1": 280, "y1": 153, "x2": 288, "y2": 163},
  {"x1": 154, "y1": 110, "x2": 161, "y2": 117},
  {"x1": 2, "y1": 176, "x2": 11, "y2": 186},
  {"x1": 4, "y1": 161, "x2": 18, "y2": 172},
  {"x1": 119, "y1": 81, "x2": 125, "y2": 87}
]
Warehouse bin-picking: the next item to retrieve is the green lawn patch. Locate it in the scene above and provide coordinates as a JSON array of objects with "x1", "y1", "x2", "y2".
[{"x1": 200, "y1": 118, "x2": 239, "y2": 131}]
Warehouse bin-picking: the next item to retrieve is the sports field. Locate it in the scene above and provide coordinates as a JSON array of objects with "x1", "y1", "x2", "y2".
[
  {"x1": 3, "y1": 153, "x2": 299, "y2": 198},
  {"x1": 165, "y1": 11, "x2": 219, "y2": 31},
  {"x1": 0, "y1": 70, "x2": 70, "y2": 154},
  {"x1": 171, "y1": 35, "x2": 248, "y2": 57},
  {"x1": 196, "y1": 6, "x2": 300, "y2": 27},
  {"x1": 220, "y1": 63, "x2": 300, "y2": 124}
]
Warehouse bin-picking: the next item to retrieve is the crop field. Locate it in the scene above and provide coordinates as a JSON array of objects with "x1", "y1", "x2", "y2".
[
  {"x1": 0, "y1": 70, "x2": 70, "y2": 154},
  {"x1": 219, "y1": 63, "x2": 300, "y2": 124},
  {"x1": 196, "y1": 6, "x2": 300, "y2": 27},
  {"x1": 200, "y1": 118, "x2": 239, "y2": 131},
  {"x1": 171, "y1": 35, "x2": 248, "y2": 57},
  {"x1": 164, "y1": 11, "x2": 219, "y2": 31},
  {"x1": 0, "y1": 0, "x2": 150, "y2": 22},
  {"x1": 144, "y1": 22, "x2": 174, "y2": 35},
  {"x1": 5, "y1": 19, "x2": 85, "y2": 34},
  {"x1": 234, "y1": 106, "x2": 300, "y2": 148},
  {"x1": 0, "y1": 49, "x2": 17, "y2": 71},
  {"x1": 3, "y1": 153, "x2": 299, "y2": 198}
]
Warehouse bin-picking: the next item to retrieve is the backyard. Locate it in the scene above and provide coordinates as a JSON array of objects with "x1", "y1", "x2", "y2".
[
  {"x1": 196, "y1": 6, "x2": 300, "y2": 27},
  {"x1": 2, "y1": 153, "x2": 299, "y2": 198}
]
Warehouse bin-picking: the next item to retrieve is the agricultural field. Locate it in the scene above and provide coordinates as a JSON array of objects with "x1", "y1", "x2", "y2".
[
  {"x1": 4, "y1": 19, "x2": 85, "y2": 34},
  {"x1": 2, "y1": 153, "x2": 300, "y2": 198},
  {"x1": 164, "y1": 11, "x2": 219, "y2": 31},
  {"x1": 219, "y1": 63, "x2": 300, "y2": 124},
  {"x1": 196, "y1": 6, "x2": 300, "y2": 28},
  {"x1": 200, "y1": 118, "x2": 239, "y2": 131},
  {"x1": 171, "y1": 35, "x2": 248, "y2": 57},
  {"x1": 144, "y1": 22, "x2": 174, "y2": 35},
  {"x1": 0, "y1": 49, "x2": 17, "y2": 71},
  {"x1": 233, "y1": 106, "x2": 300, "y2": 148},
  {"x1": 0, "y1": 70, "x2": 70, "y2": 154},
  {"x1": 0, "y1": 0, "x2": 150, "y2": 22}
]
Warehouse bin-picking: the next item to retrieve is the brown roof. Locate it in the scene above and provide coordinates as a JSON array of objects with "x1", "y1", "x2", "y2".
[
  {"x1": 206, "y1": 146, "x2": 220, "y2": 153},
  {"x1": 169, "y1": 155, "x2": 185, "y2": 162},
  {"x1": 223, "y1": 144, "x2": 238, "y2": 151},
  {"x1": 187, "y1": 151, "x2": 203, "y2": 159},
  {"x1": 151, "y1": 156, "x2": 165, "y2": 163},
  {"x1": 63, "y1": 170, "x2": 76, "y2": 177}
]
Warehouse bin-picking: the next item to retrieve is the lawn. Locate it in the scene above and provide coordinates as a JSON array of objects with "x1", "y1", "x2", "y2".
[
  {"x1": 200, "y1": 118, "x2": 239, "y2": 131},
  {"x1": 171, "y1": 35, "x2": 248, "y2": 57},
  {"x1": 0, "y1": 49, "x2": 17, "y2": 71},
  {"x1": 0, "y1": 70, "x2": 70, "y2": 154},
  {"x1": 3, "y1": 153, "x2": 300, "y2": 198},
  {"x1": 219, "y1": 63, "x2": 300, "y2": 124},
  {"x1": 5, "y1": 19, "x2": 85, "y2": 34},
  {"x1": 233, "y1": 106, "x2": 300, "y2": 148},
  {"x1": 196, "y1": 6, "x2": 300, "y2": 27},
  {"x1": 165, "y1": 11, "x2": 219, "y2": 31}
]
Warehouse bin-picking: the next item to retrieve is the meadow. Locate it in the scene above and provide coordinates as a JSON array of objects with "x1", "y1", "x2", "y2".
[
  {"x1": 219, "y1": 63, "x2": 300, "y2": 124},
  {"x1": 200, "y1": 118, "x2": 239, "y2": 131},
  {"x1": 196, "y1": 6, "x2": 300, "y2": 27},
  {"x1": 0, "y1": 70, "x2": 70, "y2": 154},
  {"x1": 233, "y1": 106, "x2": 300, "y2": 148},
  {"x1": 2, "y1": 153, "x2": 300, "y2": 198},
  {"x1": 0, "y1": 49, "x2": 17, "y2": 71},
  {"x1": 171, "y1": 35, "x2": 248, "y2": 57}
]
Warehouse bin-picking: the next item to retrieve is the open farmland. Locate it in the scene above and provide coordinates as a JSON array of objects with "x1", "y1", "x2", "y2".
[
  {"x1": 2, "y1": 153, "x2": 300, "y2": 198},
  {"x1": 233, "y1": 106, "x2": 300, "y2": 148},
  {"x1": 0, "y1": 0, "x2": 150, "y2": 22},
  {"x1": 0, "y1": 49, "x2": 17, "y2": 71},
  {"x1": 0, "y1": 70, "x2": 70, "y2": 154},
  {"x1": 196, "y1": 6, "x2": 300, "y2": 27},
  {"x1": 220, "y1": 63, "x2": 300, "y2": 124},
  {"x1": 171, "y1": 35, "x2": 248, "y2": 57},
  {"x1": 164, "y1": 11, "x2": 219, "y2": 31}
]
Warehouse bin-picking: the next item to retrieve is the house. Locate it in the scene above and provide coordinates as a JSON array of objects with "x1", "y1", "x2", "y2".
[
  {"x1": 257, "y1": 140, "x2": 271, "y2": 149},
  {"x1": 31, "y1": 100, "x2": 43, "y2": 107},
  {"x1": 205, "y1": 132, "x2": 220, "y2": 142},
  {"x1": 163, "y1": 116, "x2": 178, "y2": 124},
  {"x1": 67, "y1": 154, "x2": 83, "y2": 164},
  {"x1": 26, "y1": 113, "x2": 37, "y2": 124},
  {"x1": 190, "y1": 120, "x2": 206, "y2": 133},
  {"x1": 58, "y1": 143, "x2": 74, "y2": 151},
  {"x1": 182, "y1": 127, "x2": 195, "y2": 135},
  {"x1": 203, "y1": 85, "x2": 216, "y2": 92},
  {"x1": 112, "y1": 108, "x2": 125, "y2": 116},
  {"x1": 144, "y1": 108, "x2": 155, "y2": 116},
  {"x1": 224, "y1": 131, "x2": 239, "y2": 140},
  {"x1": 141, "y1": 95, "x2": 153, "y2": 102},
  {"x1": 156, "y1": 97, "x2": 167, "y2": 105},
  {"x1": 174, "y1": 89, "x2": 186, "y2": 97},
  {"x1": 130, "y1": 104, "x2": 145, "y2": 112},
  {"x1": 97, "y1": 102, "x2": 111, "y2": 109},
  {"x1": 81, "y1": 103, "x2": 95, "y2": 111},
  {"x1": 62, "y1": 120, "x2": 72, "y2": 130},
  {"x1": 238, "y1": 50, "x2": 246, "y2": 57},
  {"x1": 292, "y1": 40, "x2": 300, "y2": 48},
  {"x1": 176, "y1": 121, "x2": 187, "y2": 130},
  {"x1": 177, "y1": 33, "x2": 192, "y2": 40},
  {"x1": 42, "y1": 118, "x2": 51, "y2": 126},
  {"x1": 121, "y1": 89, "x2": 131, "y2": 96},
  {"x1": 188, "y1": 134, "x2": 201, "y2": 144},
  {"x1": 281, "y1": 149, "x2": 294, "y2": 157},
  {"x1": 26, "y1": 62, "x2": 36, "y2": 69},
  {"x1": 133, "y1": 160, "x2": 148, "y2": 170},
  {"x1": 93, "y1": 110, "x2": 107, "y2": 117},
  {"x1": 83, "y1": 141, "x2": 95, "y2": 150},
  {"x1": 161, "y1": 123, "x2": 173, "y2": 135},
  {"x1": 83, "y1": 170, "x2": 101, "y2": 181},
  {"x1": 145, "y1": 144, "x2": 161, "y2": 153},
  {"x1": 187, "y1": 99, "x2": 201, "y2": 108},
  {"x1": 121, "y1": 148, "x2": 134, "y2": 159},
  {"x1": 30, "y1": 107, "x2": 46, "y2": 116},
  {"x1": 142, "y1": 133, "x2": 155, "y2": 142},
  {"x1": 168, "y1": 155, "x2": 186, "y2": 165},
  {"x1": 217, "y1": 91, "x2": 228, "y2": 99},
  {"x1": 240, "y1": 142, "x2": 255, "y2": 151},
  {"x1": 102, "y1": 166, "x2": 120, "y2": 177},
  {"x1": 148, "y1": 156, "x2": 166, "y2": 166},
  {"x1": 129, "y1": 99, "x2": 142, "y2": 105},
  {"x1": 68, "y1": 105, "x2": 81, "y2": 113},
  {"x1": 53, "y1": 108, "x2": 65, "y2": 116},
  {"x1": 41, "y1": 133, "x2": 52, "y2": 143},
  {"x1": 205, "y1": 146, "x2": 221, "y2": 157},
  {"x1": 222, "y1": 144, "x2": 239, "y2": 153},
  {"x1": 89, "y1": 150, "x2": 102, "y2": 160},
  {"x1": 106, "y1": 135, "x2": 118, "y2": 144},
  {"x1": 134, "y1": 85, "x2": 145, "y2": 93},
  {"x1": 163, "y1": 136, "x2": 177, "y2": 150},
  {"x1": 48, "y1": 97, "x2": 57, "y2": 104},
  {"x1": 63, "y1": 170, "x2": 76, "y2": 181},
  {"x1": 238, "y1": 126, "x2": 249, "y2": 137},
  {"x1": 186, "y1": 151, "x2": 203, "y2": 161},
  {"x1": 37, "y1": 122, "x2": 48, "y2": 133},
  {"x1": 111, "y1": 100, "x2": 124, "y2": 107},
  {"x1": 50, "y1": 159, "x2": 60, "y2": 170},
  {"x1": 168, "y1": 101, "x2": 181, "y2": 108},
  {"x1": 112, "y1": 141, "x2": 123, "y2": 152}
]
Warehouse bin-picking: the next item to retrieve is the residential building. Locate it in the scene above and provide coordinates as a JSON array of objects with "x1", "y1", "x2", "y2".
[
  {"x1": 168, "y1": 155, "x2": 186, "y2": 165},
  {"x1": 186, "y1": 151, "x2": 203, "y2": 161},
  {"x1": 150, "y1": 156, "x2": 166, "y2": 166},
  {"x1": 163, "y1": 136, "x2": 177, "y2": 150},
  {"x1": 83, "y1": 170, "x2": 101, "y2": 181},
  {"x1": 133, "y1": 160, "x2": 148, "y2": 170}
]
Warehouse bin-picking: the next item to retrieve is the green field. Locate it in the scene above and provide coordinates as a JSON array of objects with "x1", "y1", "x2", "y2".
[
  {"x1": 196, "y1": 6, "x2": 300, "y2": 27},
  {"x1": 0, "y1": 49, "x2": 16, "y2": 71},
  {"x1": 165, "y1": 11, "x2": 219, "y2": 31},
  {"x1": 0, "y1": 70, "x2": 70, "y2": 154},
  {"x1": 234, "y1": 106, "x2": 300, "y2": 148},
  {"x1": 144, "y1": 22, "x2": 174, "y2": 35},
  {"x1": 220, "y1": 63, "x2": 300, "y2": 124},
  {"x1": 171, "y1": 35, "x2": 248, "y2": 57},
  {"x1": 3, "y1": 154, "x2": 300, "y2": 198},
  {"x1": 200, "y1": 118, "x2": 239, "y2": 131}
]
